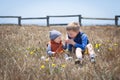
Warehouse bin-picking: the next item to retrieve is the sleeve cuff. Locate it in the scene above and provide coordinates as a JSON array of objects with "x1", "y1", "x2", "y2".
[
  {"x1": 74, "y1": 43, "x2": 78, "y2": 48},
  {"x1": 48, "y1": 51, "x2": 54, "y2": 55}
]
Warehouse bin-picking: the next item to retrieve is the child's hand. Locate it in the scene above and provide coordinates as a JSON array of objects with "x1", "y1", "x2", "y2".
[
  {"x1": 52, "y1": 52, "x2": 56, "y2": 54},
  {"x1": 66, "y1": 39, "x2": 76, "y2": 45}
]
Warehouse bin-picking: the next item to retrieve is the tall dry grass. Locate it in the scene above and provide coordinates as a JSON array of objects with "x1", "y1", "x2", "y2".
[{"x1": 0, "y1": 25, "x2": 120, "y2": 80}]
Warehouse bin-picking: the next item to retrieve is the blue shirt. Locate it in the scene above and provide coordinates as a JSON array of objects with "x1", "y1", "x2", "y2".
[{"x1": 67, "y1": 32, "x2": 89, "y2": 51}]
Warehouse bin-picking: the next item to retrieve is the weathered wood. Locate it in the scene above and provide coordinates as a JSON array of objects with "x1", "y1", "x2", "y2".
[
  {"x1": 0, "y1": 15, "x2": 119, "y2": 26},
  {"x1": 0, "y1": 16, "x2": 21, "y2": 26},
  {"x1": 47, "y1": 15, "x2": 81, "y2": 26},
  {"x1": 47, "y1": 16, "x2": 49, "y2": 27},
  {"x1": 0, "y1": 16, "x2": 21, "y2": 18},
  {"x1": 48, "y1": 15, "x2": 80, "y2": 17},
  {"x1": 18, "y1": 17, "x2": 21, "y2": 26},
  {"x1": 82, "y1": 17, "x2": 115, "y2": 20},
  {"x1": 78, "y1": 15, "x2": 82, "y2": 26},
  {"x1": 21, "y1": 17, "x2": 47, "y2": 20},
  {"x1": 49, "y1": 23, "x2": 68, "y2": 26},
  {"x1": 115, "y1": 15, "x2": 120, "y2": 26}
]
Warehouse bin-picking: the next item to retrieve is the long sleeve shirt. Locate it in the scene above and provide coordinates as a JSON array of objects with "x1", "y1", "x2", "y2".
[
  {"x1": 67, "y1": 32, "x2": 89, "y2": 51},
  {"x1": 46, "y1": 42, "x2": 67, "y2": 56}
]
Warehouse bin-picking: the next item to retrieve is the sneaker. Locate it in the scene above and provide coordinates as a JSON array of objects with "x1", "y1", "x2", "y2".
[
  {"x1": 64, "y1": 54, "x2": 73, "y2": 61},
  {"x1": 65, "y1": 57, "x2": 73, "y2": 61},
  {"x1": 90, "y1": 57, "x2": 95, "y2": 63},
  {"x1": 75, "y1": 59, "x2": 83, "y2": 65}
]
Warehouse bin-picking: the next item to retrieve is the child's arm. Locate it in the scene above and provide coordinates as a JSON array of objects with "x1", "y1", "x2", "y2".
[
  {"x1": 67, "y1": 44, "x2": 73, "y2": 52},
  {"x1": 64, "y1": 34, "x2": 73, "y2": 52},
  {"x1": 66, "y1": 34, "x2": 88, "y2": 50},
  {"x1": 74, "y1": 34, "x2": 88, "y2": 50},
  {"x1": 47, "y1": 44, "x2": 55, "y2": 56},
  {"x1": 63, "y1": 42, "x2": 72, "y2": 51},
  {"x1": 63, "y1": 43, "x2": 67, "y2": 50}
]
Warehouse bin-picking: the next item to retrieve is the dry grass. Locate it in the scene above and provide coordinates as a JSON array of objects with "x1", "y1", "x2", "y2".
[{"x1": 0, "y1": 25, "x2": 120, "y2": 80}]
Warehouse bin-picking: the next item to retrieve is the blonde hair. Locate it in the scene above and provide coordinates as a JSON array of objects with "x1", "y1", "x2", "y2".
[{"x1": 66, "y1": 22, "x2": 80, "y2": 32}]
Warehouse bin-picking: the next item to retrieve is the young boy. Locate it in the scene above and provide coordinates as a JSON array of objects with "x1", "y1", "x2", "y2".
[
  {"x1": 47, "y1": 30, "x2": 72, "y2": 60},
  {"x1": 66, "y1": 22, "x2": 96, "y2": 64}
]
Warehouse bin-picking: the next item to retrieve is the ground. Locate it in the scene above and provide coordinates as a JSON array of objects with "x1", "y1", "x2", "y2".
[{"x1": 0, "y1": 25, "x2": 120, "y2": 80}]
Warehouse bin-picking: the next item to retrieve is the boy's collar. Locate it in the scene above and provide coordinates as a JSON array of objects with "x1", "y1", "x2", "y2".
[
  {"x1": 68, "y1": 32, "x2": 81, "y2": 39},
  {"x1": 75, "y1": 32, "x2": 80, "y2": 38}
]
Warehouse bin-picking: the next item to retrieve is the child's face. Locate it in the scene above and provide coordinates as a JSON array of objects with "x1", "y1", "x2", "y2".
[
  {"x1": 54, "y1": 36, "x2": 62, "y2": 43},
  {"x1": 67, "y1": 30, "x2": 78, "y2": 38}
]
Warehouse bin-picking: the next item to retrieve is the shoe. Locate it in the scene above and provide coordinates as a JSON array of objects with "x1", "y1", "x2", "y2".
[
  {"x1": 65, "y1": 57, "x2": 73, "y2": 61},
  {"x1": 75, "y1": 59, "x2": 83, "y2": 67},
  {"x1": 64, "y1": 54, "x2": 73, "y2": 61},
  {"x1": 75, "y1": 59, "x2": 83, "y2": 65},
  {"x1": 90, "y1": 57, "x2": 95, "y2": 63}
]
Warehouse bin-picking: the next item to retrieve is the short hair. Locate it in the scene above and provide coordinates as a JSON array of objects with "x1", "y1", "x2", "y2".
[{"x1": 66, "y1": 22, "x2": 80, "y2": 32}]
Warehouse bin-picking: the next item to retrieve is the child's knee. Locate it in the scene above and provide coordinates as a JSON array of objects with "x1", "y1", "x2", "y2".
[
  {"x1": 76, "y1": 48, "x2": 82, "y2": 52},
  {"x1": 75, "y1": 48, "x2": 82, "y2": 59},
  {"x1": 87, "y1": 43, "x2": 95, "y2": 55},
  {"x1": 76, "y1": 48, "x2": 82, "y2": 55},
  {"x1": 87, "y1": 43, "x2": 93, "y2": 49}
]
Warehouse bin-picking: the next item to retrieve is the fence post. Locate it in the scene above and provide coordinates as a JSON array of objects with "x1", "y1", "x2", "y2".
[
  {"x1": 18, "y1": 17, "x2": 21, "y2": 26},
  {"x1": 78, "y1": 15, "x2": 82, "y2": 26},
  {"x1": 47, "y1": 16, "x2": 49, "y2": 27},
  {"x1": 115, "y1": 16, "x2": 118, "y2": 26}
]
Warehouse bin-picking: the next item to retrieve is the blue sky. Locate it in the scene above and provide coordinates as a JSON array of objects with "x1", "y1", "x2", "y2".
[{"x1": 0, "y1": 0, "x2": 120, "y2": 25}]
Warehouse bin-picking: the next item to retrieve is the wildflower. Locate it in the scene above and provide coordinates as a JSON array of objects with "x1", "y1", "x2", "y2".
[
  {"x1": 52, "y1": 63, "x2": 56, "y2": 67},
  {"x1": 30, "y1": 51, "x2": 34, "y2": 55},
  {"x1": 37, "y1": 48, "x2": 41, "y2": 51},
  {"x1": 45, "y1": 58, "x2": 49, "y2": 62},
  {"x1": 95, "y1": 43, "x2": 101, "y2": 49},
  {"x1": 98, "y1": 44, "x2": 101, "y2": 46},
  {"x1": 61, "y1": 64, "x2": 66, "y2": 68},
  {"x1": 33, "y1": 49, "x2": 36, "y2": 52},
  {"x1": 106, "y1": 40, "x2": 110, "y2": 43},
  {"x1": 40, "y1": 65, "x2": 45, "y2": 69},
  {"x1": 27, "y1": 47, "x2": 30, "y2": 50},
  {"x1": 108, "y1": 48, "x2": 112, "y2": 51},
  {"x1": 95, "y1": 44, "x2": 98, "y2": 48},
  {"x1": 114, "y1": 43, "x2": 118, "y2": 46}
]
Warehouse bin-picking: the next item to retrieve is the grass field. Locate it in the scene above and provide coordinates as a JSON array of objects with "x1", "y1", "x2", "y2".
[{"x1": 0, "y1": 25, "x2": 120, "y2": 80}]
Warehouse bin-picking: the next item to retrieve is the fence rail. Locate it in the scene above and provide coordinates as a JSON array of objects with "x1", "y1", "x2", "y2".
[
  {"x1": 48, "y1": 15, "x2": 80, "y2": 17},
  {"x1": 46, "y1": 15, "x2": 81, "y2": 26},
  {"x1": 0, "y1": 16, "x2": 21, "y2": 26},
  {"x1": 0, "y1": 16, "x2": 21, "y2": 18},
  {"x1": 49, "y1": 23, "x2": 68, "y2": 26},
  {"x1": 0, "y1": 15, "x2": 120, "y2": 27},
  {"x1": 21, "y1": 17, "x2": 47, "y2": 20},
  {"x1": 82, "y1": 17, "x2": 115, "y2": 20}
]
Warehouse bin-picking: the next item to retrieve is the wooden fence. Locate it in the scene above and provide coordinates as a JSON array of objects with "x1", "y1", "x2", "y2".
[
  {"x1": 115, "y1": 15, "x2": 120, "y2": 26},
  {"x1": 46, "y1": 15, "x2": 82, "y2": 26},
  {"x1": 0, "y1": 16, "x2": 21, "y2": 26},
  {"x1": 0, "y1": 15, "x2": 119, "y2": 27}
]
